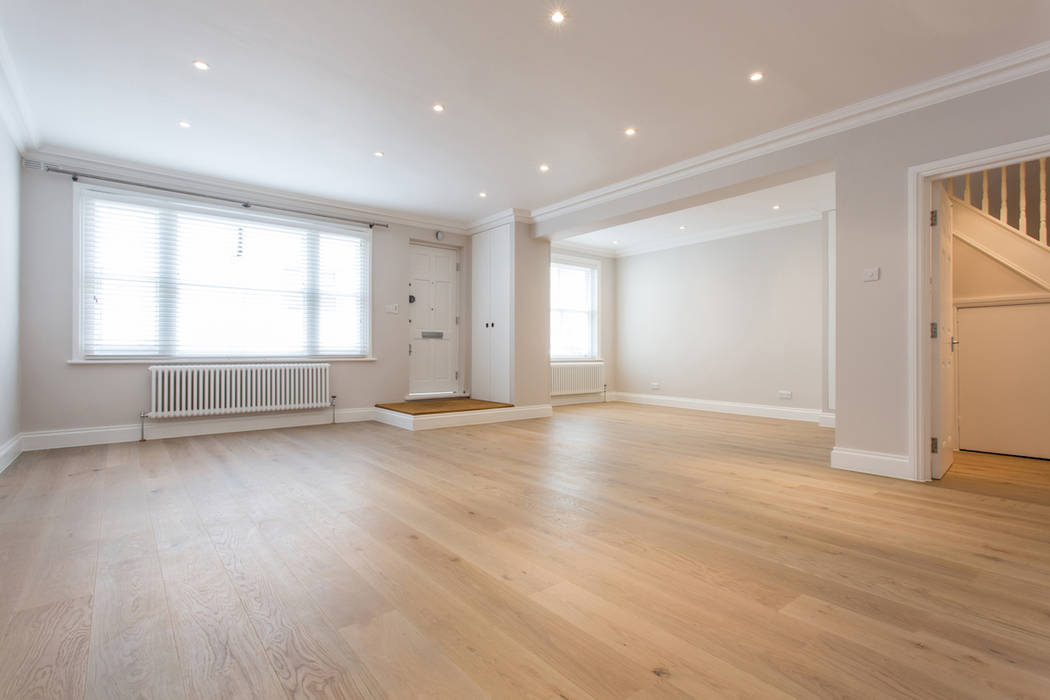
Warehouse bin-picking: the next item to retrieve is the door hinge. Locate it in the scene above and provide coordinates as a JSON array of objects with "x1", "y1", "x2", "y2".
[
  {"x1": 408, "y1": 343, "x2": 412, "y2": 356},
  {"x1": 931, "y1": 437, "x2": 939, "y2": 454},
  {"x1": 455, "y1": 316, "x2": 459, "y2": 325},
  {"x1": 456, "y1": 262, "x2": 461, "y2": 272},
  {"x1": 455, "y1": 371, "x2": 459, "y2": 380},
  {"x1": 930, "y1": 209, "x2": 938, "y2": 226},
  {"x1": 930, "y1": 322, "x2": 938, "y2": 339}
]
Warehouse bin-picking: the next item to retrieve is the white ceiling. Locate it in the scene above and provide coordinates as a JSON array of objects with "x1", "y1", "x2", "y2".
[
  {"x1": 2, "y1": 1, "x2": 1049, "y2": 226},
  {"x1": 556, "y1": 172, "x2": 835, "y2": 256}
]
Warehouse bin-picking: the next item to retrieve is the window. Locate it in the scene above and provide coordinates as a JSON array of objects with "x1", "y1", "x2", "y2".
[
  {"x1": 550, "y1": 257, "x2": 599, "y2": 360},
  {"x1": 77, "y1": 186, "x2": 371, "y2": 359}
]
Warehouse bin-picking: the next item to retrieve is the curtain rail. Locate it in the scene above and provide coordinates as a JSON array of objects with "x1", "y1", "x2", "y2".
[{"x1": 43, "y1": 165, "x2": 390, "y2": 230}]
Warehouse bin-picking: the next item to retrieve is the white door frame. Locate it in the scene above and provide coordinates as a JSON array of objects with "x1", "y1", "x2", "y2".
[
  {"x1": 908, "y1": 134, "x2": 1050, "y2": 481},
  {"x1": 407, "y1": 241, "x2": 465, "y2": 398}
]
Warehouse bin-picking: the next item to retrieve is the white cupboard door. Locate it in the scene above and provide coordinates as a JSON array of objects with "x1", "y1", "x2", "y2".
[
  {"x1": 408, "y1": 244, "x2": 459, "y2": 396},
  {"x1": 489, "y1": 225, "x2": 512, "y2": 404},
  {"x1": 471, "y1": 230, "x2": 491, "y2": 400}
]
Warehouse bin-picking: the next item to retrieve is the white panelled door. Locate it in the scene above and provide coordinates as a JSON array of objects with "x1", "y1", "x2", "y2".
[
  {"x1": 470, "y1": 225, "x2": 512, "y2": 404},
  {"x1": 409, "y1": 244, "x2": 460, "y2": 396}
]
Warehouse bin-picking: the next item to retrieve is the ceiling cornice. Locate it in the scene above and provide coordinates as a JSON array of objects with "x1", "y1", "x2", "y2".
[
  {"x1": 556, "y1": 211, "x2": 823, "y2": 258},
  {"x1": 527, "y1": 40, "x2": 1050, "y2": 226},
  {"x1": 23, "y1": 146, "x2": 471, "y2": 234},
  {"x1": 0, "y1": 26, "x2": 37, "y2": 151},
  {"x1": 468, "y1": 208, "x2": 534, "y2": 235}
]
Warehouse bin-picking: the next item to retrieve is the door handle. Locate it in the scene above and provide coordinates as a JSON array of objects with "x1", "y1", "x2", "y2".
[{"x1": 951, "y1": 337, "x2": 959, "y2": 351}]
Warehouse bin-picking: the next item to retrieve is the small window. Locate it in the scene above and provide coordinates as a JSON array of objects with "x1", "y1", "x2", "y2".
[
  {"x1": 77, "y1": 186, "x2": 371, "y2": 359},
  {"x1": 550, "y1": 257, "x2": 599, "y2": 360}
]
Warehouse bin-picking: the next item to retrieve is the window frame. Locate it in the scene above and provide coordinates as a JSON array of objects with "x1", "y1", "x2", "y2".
[
  {"x1": 549, "y1": 252, "x2": 602, "y2": 362},
  {"x1": 72, "y1": 183, "x2": 375, "y2": 363}
]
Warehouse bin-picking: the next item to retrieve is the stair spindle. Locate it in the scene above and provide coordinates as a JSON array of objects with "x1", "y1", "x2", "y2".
[
  {"x1": 1000, "y1": 165, "x2": 1008, "y2": 223},
  {"x1": 1041, "y1": 157, "x2": 1047, "y2": 244},
  {"x1": 1019, "y1": 162, "x2": 1027, "y2": 236},
  {"x1": 982, "y1": 170, "x2": 989, "y2": 213},
  {"x1": 964, "y1": 172, "x2": 971, "y2": 206}
]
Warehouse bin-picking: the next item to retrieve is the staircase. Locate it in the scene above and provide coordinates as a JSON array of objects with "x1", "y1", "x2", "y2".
[{"x1": 944, "y1": 157, "x2": 1048, "y2": 245}]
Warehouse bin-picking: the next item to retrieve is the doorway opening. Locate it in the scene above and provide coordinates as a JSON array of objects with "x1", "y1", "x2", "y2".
[
  {"x1": 925, "y1": 149, "x2": 1050, "y2": 479},
  {"x1": 408, "y1": 242, "x2": 464, "y2": 398}
]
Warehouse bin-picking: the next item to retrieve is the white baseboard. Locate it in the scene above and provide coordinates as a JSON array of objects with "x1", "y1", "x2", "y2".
[
  {"x1": 22, "y1": 424, "x2": 141, "y2": 450},
  {"x1": 18, "y1": 403, "x2": 554, "y2": 450},
  {"x1": 551, "y1": 393, "x2": 606, "y2": 406},
  {"x1": 831, "y1": 447, "x2": 917, "y2": 480},
  {"x1": 0, "y1": 433, "x2": 23, "y2": 474},
  {"x1": 818, "y1": 411, "x2": 836, "y2": 428},
  {"x1": 608, "y1": 392, "x2": 824, "y2": 423},
  {"x1": 375, "y1": 404, "x2": 553, "y2": 431}
]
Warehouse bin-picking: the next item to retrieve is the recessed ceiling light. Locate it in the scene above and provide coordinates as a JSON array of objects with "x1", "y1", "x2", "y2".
[
  {"x1": 612, "y1": 240, "x2": 620, "y2": 245},
  {"x1": 679, "y1": 225, "x2": 686, "y2": 230},
  {"x1": 624, "y1": 127, "x2": 637, "y2": 136},
  {"x1": 479, "y1": 192, "x2": 488, "y2": 198},
  {"x1": 177, "y1": 120, "x2": 192, "y2": 129},
  {"x1": 551, "y1": 10, "x2": 565, "y2": 23},
  {"x1": 539, "y1": 163, "x2": 550, "y2": 172},
  {"x1": 432, "y1": 103, "x2": 445, "y2": 112},
  {"x1": 192, "y1": 59, "x2": 210, "y2": 71},
  {"x1": 374, "y1": 151, "x2": 384, "y2": 158},
  {"x1": 749, "y1": 71, "x2": 764, "y2": 82},
  {"x1": 772, "y1": 204, "x2": 781, "y2": 210}
]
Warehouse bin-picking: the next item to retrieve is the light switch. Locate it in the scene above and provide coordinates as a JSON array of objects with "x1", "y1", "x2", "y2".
[
  {"x1": 862, "y1": 267, "x2": 881, "y2": 282},
  {"x1": 385, "y1": 303, "x2": 399, "y2": 314}
]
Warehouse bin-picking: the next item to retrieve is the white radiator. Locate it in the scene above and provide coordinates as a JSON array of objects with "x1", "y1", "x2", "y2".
[
  {"x1": 148, "y1": 363, "x2": 331, "y2": 418},
  {"x1": 551, "y1": 362, "x2": 605, "y2": 396}
]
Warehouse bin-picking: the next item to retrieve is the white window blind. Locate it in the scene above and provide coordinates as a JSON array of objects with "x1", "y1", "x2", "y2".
[
  {"x1": 550, "y1": 258, "x2": 598, "y2": 360},
  {"x1": 78, "y1": 186, "x2": 371, "y2": 359}
]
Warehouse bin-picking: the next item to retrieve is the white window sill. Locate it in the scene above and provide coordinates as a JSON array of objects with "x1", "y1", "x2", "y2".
[
  {"x1": 68, "y1": 356, "x2": 378, "y2": 365},
  {"x1": 550, "y1": 359, "x2": 604, "y2": 364}
]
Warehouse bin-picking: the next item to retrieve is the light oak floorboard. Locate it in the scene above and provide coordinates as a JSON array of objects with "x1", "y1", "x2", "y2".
[{"x1": 0, "y1": 403, "x2": 1048, "y2": 698}]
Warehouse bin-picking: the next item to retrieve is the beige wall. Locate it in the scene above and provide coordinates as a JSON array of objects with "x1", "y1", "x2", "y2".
[
  {"x1": 0, "y1": 132, "x2": 18, "y2": 446},
  {"x1": 599, "y1": 256, "x2": 616, "y2": 389},
  {"x1": 535, "y1": 70, "x2": 1050, "y2": 457},
  {"x1": 615, "y1": 221, "x2": 824, "y2": 408},
  {"x1": 512, "y1": 221, "x2": 552, "y2": 406},
  {"x1": 18, "y1": 167, "x2": 471, "y2": 432}
]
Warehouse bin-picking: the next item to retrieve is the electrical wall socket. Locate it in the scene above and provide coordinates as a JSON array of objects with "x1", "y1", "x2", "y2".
[
  {"x1": 650, "y1": 382, "x2": 661, "y2": 391},
  {"x1": 778, "y1": 390, "x2": 793, "y2": 400}
]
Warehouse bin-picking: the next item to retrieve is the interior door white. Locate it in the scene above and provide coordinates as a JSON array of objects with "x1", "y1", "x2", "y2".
[
  {"x1": 488, "y1": 225, "x2": 512, "y2": 403},
  {"x1": 957, "y1": 303, "x2": 1050, "y2": 460},
  {"x1": 408, "y1": 244, "x2": 459, "y2": 396},
  {"x1": 931, "y1": 183, "x2": 956, "y2": 478}
]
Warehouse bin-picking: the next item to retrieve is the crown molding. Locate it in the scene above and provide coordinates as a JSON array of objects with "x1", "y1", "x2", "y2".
[
  {"x1": 0, "y1": 26, "x2": 36, "y2": 151},
  {"x1": 556, "y1": 211, "x2": 822, "y2": 258},
  {"x1": 468, "y1": 207, "x2": 534, "y2": 234},
  {"x1": 529, "y1": 40, "x2": 1050, "y2": 225},
  {"x1": 23, "y1": 146, "x2": 470, "y2": 234}
]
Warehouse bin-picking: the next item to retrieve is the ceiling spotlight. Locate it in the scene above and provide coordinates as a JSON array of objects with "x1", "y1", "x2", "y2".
[
  {"x1": 192, "y1": 59, "x2": 210, "y2": 71},
  {"x1": 749, "y1": 71, "x2": 764, "y2": 82},
  {"x1": 624, "y1": 127, "x2": 637, "y2": 136},
  {"x1": 773, "y1": 204, "x2": 781, "y2": 210},
  {"x1": 432, "y1": 103, "x2": 445, "y2": 112},
  {"x1": 551, "y1": 10, "x2": 565, "y2": 23},
  {"x1": 679, "y1": 225, "x2": 686, "y2": 230},
  {"x1": 539, "y1": 163, "x2": 550, "y2": 172},
  {"x1": 479, "y1": 192, "x2": 488, "y2": 198},
  {"x1": 177, "y1": 120, "x2": 192, "y2": 129},
  {"x1": 374, "y1": 151, "x2": 384, "y2": 158},
  {"x1": 612, "y1": 240, "x2": 620, "y2": 245}
]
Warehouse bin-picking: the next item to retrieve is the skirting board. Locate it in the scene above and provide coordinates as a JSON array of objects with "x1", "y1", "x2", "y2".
[
  {"x1": 608, "y1": 392, "x2": 827, "y2": 424},
  {"x1": 0, "y1": 433, "x2": 22, "y2": 474},
  {"x1": 831, "y1": 447, "x2": 917, "y2": 481},
  {"x1": 551, "y1": 393, "x2": 606, "y2": 407},
  {"x1": 818, "y1": 412, "x2": 836, "y2": 428},
  {"x1": 18, "y1": 404, "x2": 552, "y2": 450},
  {"x1": 375, "y1": 404, "x2": 553, "y2": 431}
]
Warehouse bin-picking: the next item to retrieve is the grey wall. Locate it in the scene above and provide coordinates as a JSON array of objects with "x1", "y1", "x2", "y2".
[
  {"x1": 535, "y1": 71, "x2": 1050, "y2": 457},
  {"x1": 18, "y1": 167, "x2": 471, "y2": 432},
  {"x1": 0, "y1": 131, "x2": 18, "y2": 447},
  {"x1": 615, "y1": 221, "x2": 824, "y2": 408},
  {"x1": 512, "y1": 221, "x2": 552, "y2": 407}
]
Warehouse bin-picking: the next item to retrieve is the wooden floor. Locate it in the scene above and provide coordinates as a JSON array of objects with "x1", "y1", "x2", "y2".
[
  {"x1": 375, "y1": 398, "x2": 513, "y2": 415},
  {"x1": 1, "y1": 403, "x2": 1049, "y2": 699}
]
